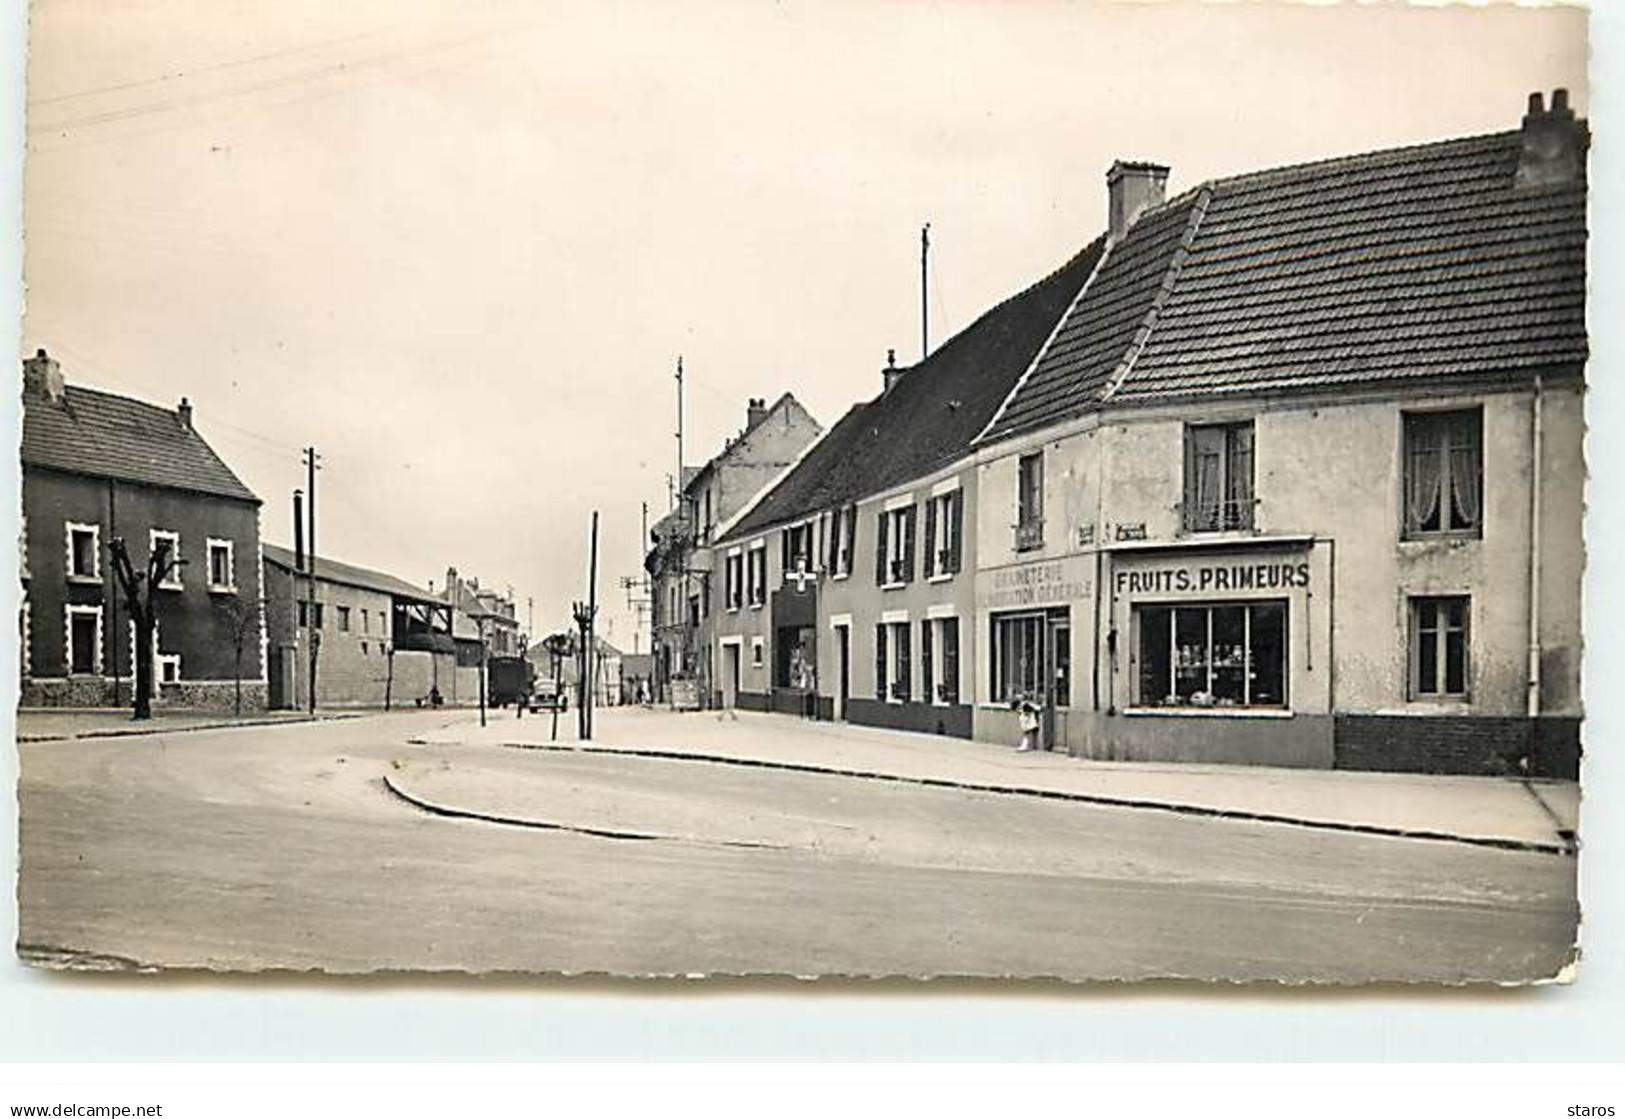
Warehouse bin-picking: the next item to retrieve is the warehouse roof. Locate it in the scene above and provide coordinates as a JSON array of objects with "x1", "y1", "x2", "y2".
[{"x1": 264, "y1": 543, "x2": 440, "y2": 605}]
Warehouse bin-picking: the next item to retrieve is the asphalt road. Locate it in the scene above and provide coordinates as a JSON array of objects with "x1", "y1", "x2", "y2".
[{"x1": 17, "y1": 711, "x2": 1578, "y2": 982}]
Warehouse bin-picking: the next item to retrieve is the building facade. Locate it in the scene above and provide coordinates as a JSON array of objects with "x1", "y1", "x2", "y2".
[
  {"x1": 708, "y1": 244, "x2": 1101, "y2": 734},
  {"x1": 967, "y1": 90, "x2": 1586, "y2": 777},
  {"x1": 20, "y1": 349, "x2": 267, "y2": 711},
  {"x1": 646, "y1": 393, "x2": 822, "y2": 706},
  {"x1": 263, "y1": 544, "x2": 454, "y2": 709}
]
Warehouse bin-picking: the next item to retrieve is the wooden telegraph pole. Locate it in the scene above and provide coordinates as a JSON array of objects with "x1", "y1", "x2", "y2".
[{"x1": 304, "y1": 446, "x2": 322, "y2": 713}]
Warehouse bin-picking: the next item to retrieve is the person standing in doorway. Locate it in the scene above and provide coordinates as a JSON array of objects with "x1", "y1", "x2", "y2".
[{"x1": 1014, "y1": 695, "x2": 1040, "y2": 753}]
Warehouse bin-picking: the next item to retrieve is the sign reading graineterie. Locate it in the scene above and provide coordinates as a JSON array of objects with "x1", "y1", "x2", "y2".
[
  {"x1": 1113, "y1": 559, "x2": 1311, "y2": 597},
  {"x1": 977, "y1": 557, "x2": 1090, "y2": 610}
]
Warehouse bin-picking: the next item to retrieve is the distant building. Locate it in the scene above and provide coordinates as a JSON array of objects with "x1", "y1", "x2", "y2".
[
  {"x1": 646, "y1": 393, "x2": 821, "y2": 706},
  {"x1": 20, "y1": 349, "x2": 266, "y2": 710},
  {"x1": 263, "y1": 544, "x2": 453, "y2": 708}
]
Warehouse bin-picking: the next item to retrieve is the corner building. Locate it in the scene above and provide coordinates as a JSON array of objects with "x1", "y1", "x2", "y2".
[{"x1": 970, "y1": 92, "x2": 1586, "y2": 776}]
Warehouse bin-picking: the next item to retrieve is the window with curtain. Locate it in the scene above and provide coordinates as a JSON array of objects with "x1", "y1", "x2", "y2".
[
  {"x1": 1183, "y1": 422, "x2": 1254, "y2": 532},
  {"x1": 1404, "y1": 410, "x2": 1482, "y2": 537},
  {"x1": 1016, "y1": 453, "x2": 1044, "y2": 550}
]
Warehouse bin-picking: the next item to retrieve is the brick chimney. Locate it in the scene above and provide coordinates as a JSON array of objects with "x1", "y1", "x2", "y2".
[
  {"x1": 22, "y1": 347, "x2": 65, "y2": 404},
  {"x1": 882, "y1": 348, "x2": 902, "y2": 395},
  {"x1": 177, "y1": 396, "x2": 193, "y2": 432},
  {"x1": 746, "y1": 397, "x2": 768, "y2": 429},
  {"x1": 1107, "y1": 160, "x2": 1170, "y2": 245},
  {"x1": 1516, "y1": 88, "x2": 1587, "y2": 189}
]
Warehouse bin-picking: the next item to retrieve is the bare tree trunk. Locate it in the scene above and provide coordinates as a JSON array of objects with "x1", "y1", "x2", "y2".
[
  {"x1": 133, "y1": 617, "x2": 154, "y2": 721},
  {"x1": 234, "y1": 644, "x2": 243, "y2": 717}
]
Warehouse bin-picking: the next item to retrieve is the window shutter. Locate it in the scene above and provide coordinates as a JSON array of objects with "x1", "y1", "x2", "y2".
[
  {"x1": 921, "y1": 621, "x2": 934, "y2": 704},
  {"x1": 875, "y1": 511, "x2": 888, "y2": 585},
  {"x1": 845, "y1": 505, "x2": 857, "y2": 574},
  {"x1": 781, "y1": 531, "x2": 790, "y2": 575},
  {"x1": 943, "y1": 619, "x2": 959, "y2": 703},
  {"x1": 923, "y1": 498, "x2": 937, "y2": 578},
  {"x1": 876, "y1": 624, "x2": 887, "y2": 700},
  {"x1": 949, "y1": 489, "x2": 964, "y2": 572},
  {"x1": 903, "y1": 504, "x2": 917, "y2": 583},
  {"x1": 898, "y1": 624, "x2": 912, "y2": 701}
]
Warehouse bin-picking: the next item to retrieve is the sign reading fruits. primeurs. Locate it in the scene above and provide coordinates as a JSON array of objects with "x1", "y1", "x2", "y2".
[{"x1": 1114, "y1": 560, "x2": 1311, "y2": 596}]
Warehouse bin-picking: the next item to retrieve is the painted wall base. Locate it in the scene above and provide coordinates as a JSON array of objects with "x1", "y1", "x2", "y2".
[
  {"x1": 1333, "y1": 714, "x2": 1581, "y2": 779},
  {"x1": 844, "y1": 697, "x2": 973, "y2": 739}
]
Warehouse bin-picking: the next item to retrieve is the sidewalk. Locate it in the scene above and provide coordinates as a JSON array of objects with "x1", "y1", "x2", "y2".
[
  {"x1": 14, "y1": 707, "x2": 365, "y2": 743},
  {"x1": 409, "y1": 706, "x2": 1580, "y2": 853}
]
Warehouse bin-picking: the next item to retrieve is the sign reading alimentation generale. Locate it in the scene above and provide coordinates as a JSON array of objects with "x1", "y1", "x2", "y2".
[
  {"x1": 976, "y1": 557, "x2": 1090, "y2": 610},
  {"x1": 1113, "y1": 560, "x2": 1311, "y2": 596}
]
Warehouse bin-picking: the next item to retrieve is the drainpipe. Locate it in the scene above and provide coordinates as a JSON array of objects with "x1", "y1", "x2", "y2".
[{"x1": 1527, "y1": 375, "x2": 1544, "y2": 719}]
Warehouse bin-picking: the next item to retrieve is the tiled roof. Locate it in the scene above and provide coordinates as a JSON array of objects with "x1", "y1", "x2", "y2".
[
  {"x1": 264, "y1": 543, "x2": 439, "y2": 604},
  {"x1": 721, "y1": 239, "x2": 1104, "y2": 541},
  {"x1": 22, "y1": 383, "x2": 260, "y2": 503},
  {"x1": 982, "y1": 127, "x2": 1587, "y2": 441}
]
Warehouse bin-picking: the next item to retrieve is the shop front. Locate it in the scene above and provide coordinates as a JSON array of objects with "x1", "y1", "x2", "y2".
[
  {"x1": 973, "y1": 552, "x2": 1094, "y2": 749},
  {"x1": 1090, "y1": 537, "x2": 1334, "y2": 767}
]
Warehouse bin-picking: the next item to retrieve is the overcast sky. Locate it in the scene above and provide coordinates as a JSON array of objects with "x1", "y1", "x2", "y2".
[{"x1": 19, "y1": 0, "x2": 1587, "y2": 649}]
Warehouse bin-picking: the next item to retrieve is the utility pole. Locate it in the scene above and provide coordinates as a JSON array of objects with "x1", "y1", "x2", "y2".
[
  {"x1": 674, "y1": 356, "x2": 685, "y2": 516},
  {"x1": 921, "y1": 222, "x2": 931, "y2": 360},
  {"x1": 304, "y1": 447, "x2": 322, "y2": 714},
  {"x1": 572, "y1": 511, "x2": 600, "y2": 740}
]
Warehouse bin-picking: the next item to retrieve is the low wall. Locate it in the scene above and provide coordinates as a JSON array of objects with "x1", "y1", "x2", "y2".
[
  {"x1": 21, "y1": 676, "x2": 268, "y2": 714},
  {"x1": 1333, "y1": 715, "x2": 1581, "y2": 779},
  {"x1": 845, "y1": 698, "x2": 972, "y2": 739}
]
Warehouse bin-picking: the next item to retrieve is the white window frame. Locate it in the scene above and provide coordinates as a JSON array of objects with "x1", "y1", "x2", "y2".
[
  {"x1": 1409, "y1": 594, "x2": 1471, "y2": 701},
  {"x1": 927, "y1": 491, "x2": 957, "y2": 582},
  {"x1": 149, "y1": 529, "x2": 183, "y2": 589},
  {"x1": 747, "y1": 543, "x2": 767, "y2": 608},
  {"x1": 206, "y1": 537, "x2": 237, "y2": 593},
  {"x1": 64, "y1": 603, "x2": 103, "y2": 676},
  {"x1": 925, "y1": 607, "x2": 960, "y2": 707},
  {"x1": 157, "y1": 652, "x2": 182, "y2": 686},
  {"x1": 883, "y1": 507, "x2": 910, "y2": 587},
  {"x1": 65, "y1": 521, "x2": 100, "y2": 583}
]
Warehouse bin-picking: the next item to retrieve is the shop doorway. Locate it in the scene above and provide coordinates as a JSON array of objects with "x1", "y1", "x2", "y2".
[
  {"x1": 1044, "y1": 619, "x2": 1071, "y2": 751},
  {"x1": 722, "y1": 642, "x2": 741, "y2": 709}
]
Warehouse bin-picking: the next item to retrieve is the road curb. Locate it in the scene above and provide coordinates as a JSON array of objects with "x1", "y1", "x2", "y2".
[
  {"x1": 18, "y1": 712, "x2": 363, "y2": 743},
  {"x1": 483, "y1": 740, "x2": 1577, "y2": 857},
  {"x1": 381, "y1": 772, "x2": 787, "y2": 850}
]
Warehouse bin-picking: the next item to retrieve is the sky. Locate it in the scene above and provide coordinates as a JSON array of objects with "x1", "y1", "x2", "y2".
[{"x1": 18, "y1": 0, "x2": 1588, "y2": 651}]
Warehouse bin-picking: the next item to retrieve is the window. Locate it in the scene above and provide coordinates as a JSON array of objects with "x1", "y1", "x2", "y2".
[
  {"x1": 751, "y1": 636, "x2": 764, "y2": 667},
  {"x1": 687, "y1": 593, "x2": 701, "y2": 627},
  {"x1": 875, "y1": 504, "x2": 916, "y2": 586},
  {"x1": 361, "y1": 641, "x2": 369, "y2": 656},
  {"x1": 150, "y1": 530, "x2": 182, "y2": 588},
  {"x1": 782, "y1": 522, "x2": 814, "y2": 576},
  {"x1": 747, "y1": 545, "x2": 767, "y2": 607},
  {"x1": 875, "y1": 620, "x2": 911, "y2": 701},
  {"x1": 206, "y1": 538, "x2": 236, "y2": 591},
  {"x1": 1404, "y1": 410, "x2": 1482, "y2": 537},
  {"x1": 66, "y1": 522, "x2": 99, "y2": 581},
  {"x1": 1134, "y1": 601, "x2": 1286, "y2": 708},
  {"x1": 921, "y1": 616, "x2": 960, "y2": 704},
  {"x1": 157, "y1": 653, "x2": 181, "y2": 685},
  {"x1": 725, "y1": 553, "x2": 744, "y2": 610},
  {"x1": 1016, "y1": 453, "x2": 1044, "y2": 551},
  {"x1": 826, "y1": 504, "x2": 857, "y2": 577},
  {"x1": 337, "y1": 605, "x2": 351, "y2": 633},
  {"x1": 299, "y1": 601, "x2": 324, "y2": 629},
  {"x1": 66, "y1": 605, "x2": 101, "y2": 675},
  {"x1": 1184, "y1": 422, "x2": 1254, "y2": 532},
  {"x1": 362, "y1": 610, "x2": 370, "y2": 634},
  {"x1": 925, "y1": 489, "x2": 963, "y2": 578},
  {"x1": 1411, "y1": 596, "x2": 1469, "y2": 699}
]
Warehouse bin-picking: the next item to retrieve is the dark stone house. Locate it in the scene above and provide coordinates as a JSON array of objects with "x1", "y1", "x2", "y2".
[{"x1": 20, "y1": 349, "x2": 266, "y2": 710}]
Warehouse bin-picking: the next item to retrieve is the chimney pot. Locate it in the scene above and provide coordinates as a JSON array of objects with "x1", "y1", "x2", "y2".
[
  {"x1": 177, "y1": 396, "x2": 193, "y2": 431},
  {"x1": 1517, "y1": 87, "x2": 1585, "y2": 189},
  {"x1": 1106, "y1": 160, "x2": 1170, "y2": 245},
  {"x1": 883, "y1": 349, "x2": 903, "y2": 395},
  {"x1": 746, "y1": 397, "x2": 768, "y2": 429},
  {"x1": 22, "y1": 347, "x2": 65, "y2": 404}
]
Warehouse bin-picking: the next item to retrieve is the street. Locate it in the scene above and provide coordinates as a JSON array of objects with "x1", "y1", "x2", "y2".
[{"x1": 17, "y1": 709, "x2": 1578, "y2": 982}]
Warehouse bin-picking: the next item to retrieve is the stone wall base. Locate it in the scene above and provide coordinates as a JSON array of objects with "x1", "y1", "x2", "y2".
[
  {"x1": 22, "y1": 677, "x2": 268, "y2": 714},
  {"x1": 1333, "y1": 715, "x2": 1581, "y2": 779}
]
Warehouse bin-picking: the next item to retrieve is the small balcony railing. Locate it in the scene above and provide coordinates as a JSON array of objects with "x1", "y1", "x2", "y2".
[{"x1": 1014, "y1": 519, "x2": 1044, "y2": 552}]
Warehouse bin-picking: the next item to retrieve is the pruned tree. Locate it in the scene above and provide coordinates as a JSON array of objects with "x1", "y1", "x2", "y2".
[
  {"x1": 108, "y1": 535, "x2": 182, "y2": 721},
  {"x1": 215, "y1": 594, "x2": 262, "y2": 717}
]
